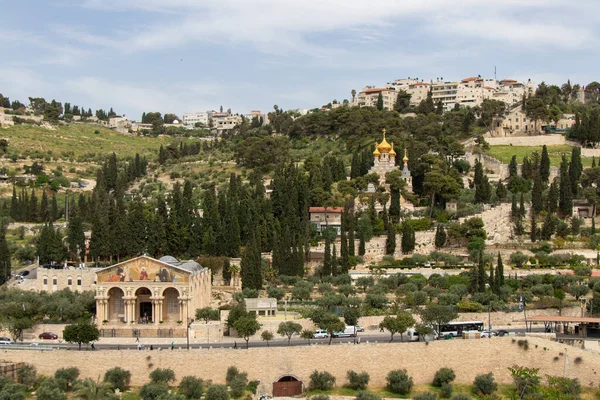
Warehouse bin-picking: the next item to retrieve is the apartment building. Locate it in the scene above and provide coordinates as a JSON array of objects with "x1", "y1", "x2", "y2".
[
  {"x1": 309, "y1": 207, "x2": 344, "y2": 235},
  {"x1": 354, "y1": 87, "x2": 397, "y2": 110},
  {"x1": 183, "y1": 112, "x2": 209, "y2": 129},
  {"x1": 212, "y1": 112, "x2": 242, "y2": 132}
]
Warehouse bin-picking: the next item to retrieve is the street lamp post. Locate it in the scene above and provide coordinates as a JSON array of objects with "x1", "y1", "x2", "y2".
[{"x1": 186, "y1": 302, "x2": 190, "y2": 350}]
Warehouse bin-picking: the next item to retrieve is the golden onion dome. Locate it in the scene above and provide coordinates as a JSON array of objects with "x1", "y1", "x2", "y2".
[
  {"x1": 373, "y1": 142, "x2": 380, "y2": 156},
  {"x1": 389, "y1": 143, "x2": 397, "y2": 157},
  {"x1": 403, "y1": 148, "x2": 409, "y2": 163},
  {"x1": 376, "y1": 128, "x2": 392, "y2": 153}
]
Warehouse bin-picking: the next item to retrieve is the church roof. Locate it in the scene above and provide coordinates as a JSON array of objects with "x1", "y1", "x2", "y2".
[
  {"x1": 376, "y1": 129, "x2": 392, "y2": 153},
  {"x1": 97, "y1": 255, "x2": 203, "y2": 274}
]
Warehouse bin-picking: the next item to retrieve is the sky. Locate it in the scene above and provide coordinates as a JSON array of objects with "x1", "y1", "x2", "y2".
[{"x1": 0, "y1": 0, "x2": 598, "y2": 121}]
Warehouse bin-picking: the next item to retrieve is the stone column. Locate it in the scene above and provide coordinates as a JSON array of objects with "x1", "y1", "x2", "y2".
[
  {"x1": 123, "y1": 300, "x2": 129, "y2": 323},
  {"x1": 158, "y1": 300, "x2": 163, "y2": 323},
  {"x1": 96, "y1": 299, "x2": 104, "y2": 323}
]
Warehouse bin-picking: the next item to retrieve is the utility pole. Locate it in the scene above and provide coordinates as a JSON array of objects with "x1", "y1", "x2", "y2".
[{"x1": 488, "y1": 304, "x2": 492, "y2": 338}]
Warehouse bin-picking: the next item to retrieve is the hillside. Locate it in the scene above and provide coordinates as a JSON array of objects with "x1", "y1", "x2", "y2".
[
  {"x1": 487, "y1": 144, "x2": 593, "y2": 168},
  {"x1": 1, "y1": 123, "x2": 174, "y2": 161}
]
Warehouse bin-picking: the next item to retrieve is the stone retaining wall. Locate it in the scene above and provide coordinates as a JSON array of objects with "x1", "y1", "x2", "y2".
[{"x1": 2, "y1": 337, "x2": 597, "y2": 391}]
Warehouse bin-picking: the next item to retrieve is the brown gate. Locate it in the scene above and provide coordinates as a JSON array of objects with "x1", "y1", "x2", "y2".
[{"x1": 272, "y1": 376, "x2": 303, "y2": 397}]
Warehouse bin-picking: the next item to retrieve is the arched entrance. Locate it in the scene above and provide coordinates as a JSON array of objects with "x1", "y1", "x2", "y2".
[
  {"x1": 107, "y1": 287, "x2": 125, "y2": 322},
  {"x1": 162, "y1": 287, "x2": 180, "y2": 323},
  {"x1": 135, "y1": 287, "x2": 152, "y2": 323},
  {"x1": 273, "y1": 375, "x2": 303, "y2": 397}
]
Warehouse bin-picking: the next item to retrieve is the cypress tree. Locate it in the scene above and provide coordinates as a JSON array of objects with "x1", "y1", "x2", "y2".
[
  {"x1": 51, "y1": 194, "x2": 59, "y2": 221},
  {"x1": 340, "y1": 213, "x2": 349, "y2": 273},
  {"x1": 478, "y1": 250, "x2": 486, "y2": 293},
  {"x1": 9, "y1": 186, "x2": 18, "y2": 221},
  {"x1": 540, "y1": 145, "x2": 550, "y2": 183},
  {"x1": 547, "y1": 181, "x2": 559, "y2": 214},
  {"x1": 496, "y1": 181, "x2": 507, "y2": 201},
  {"x1": 40, "y1": 191, "x2": 50, "y2": 222},
  {"x1": 89, "y1": 195, "x2": 110, "y2": 262},
  {"x1": 348, "y1": 211, "x2": 355, "y2": 257},
  {"x1": 385, "y1": 222, "x2": 396, "y2": 255},
  {"x1": 358, "y1": 235, "x2": 365, "y2": 256},
  {"x1": 489, "y1": 261, "x2": 495, "y2": 293},
  {"x1": 593, "y1": 156, "x2": 597, "y2": 168},
  {"x1": 376, "y1": 92, "x2": 384, "y2": 111},
  {"x1": 350, "y1": 153, "x2": 360, "y2": 179},
  {"x1": 559, "y1": 154, "x2": 573, "y2": 216},
  {"x1": 508, "y1": 156, "x2": 518, "y2": 179},
  {"x1": 360, "y1": 148, "x2": 372, "y2": 176},
  {"x1": 530, "y1": 210, "x2": 537, "y2": 242},
  {"x1": 540, "y1": 213, "x2": 556, "y2": 241},
  {"x1": 202, "y1": 226, "x2": 216, "y2": 256},
  {"x1": 531, "y1": 175, "x2": 544, "y2": 213},
  {"x1": 568, "y1": 147, "x2": 582, "y2": 196},
  {"x1": 29, "y1": 190, "x2": 38, "y2": 222},
  {"x1": 496, "y1": 252, "x2": 504, "y2": 290},
  {"x1": 67, "y1": 206, "x2": 85, "y2": 262},
  {"x1": 514, "y1": 214, "x2": 524, "y2": 236},
  {"x1": 323, "y1": 236, "x2": 332, "y2": 276},
  {"x1": 126, "y1": 197, "x2": 146, "y2": 257},
  {"x1": 401, "y1": 222, "x2": 415, "y2": 254},
  {"x1": 241, "y1": 229, "x2": 263, "y2": 290},
  {"x1": 519, "y1": 193, "x2": 526, "y2": 218},
  {"x1": 592, "y1": 217, "x2": 596, "y2": 236},
  {"x1": 511, "y1": 195, "x2": 518, "y2": 220},
  {"x1": 0, "y1": 224, "x2": 11, "y2": 285},
  {"x1": 521, "y1": 156, "x2": 531, "y2": 180},
  {"x1": 331, "y1": 243, "x2": 338, "y2": 275},
  {"x1": 435, "y1": 224, "x2": 446, "y2": 248}
]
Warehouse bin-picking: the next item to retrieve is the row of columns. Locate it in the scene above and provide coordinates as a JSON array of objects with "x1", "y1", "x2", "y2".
[{"x1": 95, "y1": 296, "x2": 192, "y2": 325}]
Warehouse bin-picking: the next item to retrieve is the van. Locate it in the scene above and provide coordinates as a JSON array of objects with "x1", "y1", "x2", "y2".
[
  {"x1": 313, "y1": 329, "x2": 328, "y2": 339},
  {"x1": 332, "y1": 326, "x2": 357, "y2": 338}
]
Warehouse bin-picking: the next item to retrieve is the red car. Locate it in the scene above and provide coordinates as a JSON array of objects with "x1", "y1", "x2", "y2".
[{"x1": 38, "y1": 332, "x2": 58, "y2": 340}]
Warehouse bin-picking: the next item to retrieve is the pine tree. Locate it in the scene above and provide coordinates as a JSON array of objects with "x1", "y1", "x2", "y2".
[
  {"x1": 559, "y1": 154, "x2": 573, "y2": 216},
  {"x1": 540, "y1": 145, "x2": 550, "y2": 183},
  {"x1": 530, "y1": 210, "x2": 537, "y2": 242},
  {"x1": 531, "y1": 175, "x2": 544, "y2": 213},
  {"x1": 435, "y1": 224, "x2": 446, "y2": 248},
  {"x1": 385, "y1": 222, "x2": 396, "y2": 255},
  {"x1": 401, "y1": 222, "x2": 415, "y2": 254},
  {"x1": 241, "y1": 229, "x2": 263, "y2": 290}
]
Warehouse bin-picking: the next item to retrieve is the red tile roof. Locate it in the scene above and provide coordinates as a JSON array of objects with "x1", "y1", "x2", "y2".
[
  {"x1": 461, "y1": 77, "x2": 482, "y2": 83},
  {"x1": 309, "y1": 207, "x2": 344, "y2": 213},
  {"x1": 362, "y1": 88, "x2": 390, "y2": 94}
]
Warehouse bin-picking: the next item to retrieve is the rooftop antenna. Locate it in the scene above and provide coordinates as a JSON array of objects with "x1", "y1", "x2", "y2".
[{"x1": 494, "y1": 65, "x2": 497, "y2": 81}]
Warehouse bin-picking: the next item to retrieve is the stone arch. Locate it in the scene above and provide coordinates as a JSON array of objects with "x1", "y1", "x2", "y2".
[
  {"x1": 135, "y1": 287, "x2": 153, "y2": 323},
  {"x1": 162, "y1": 287, "x2": 180, "y2": 323},
  {"x1": 273, "y1": 375, "x2": 303, "y2": 397},
  {"x1": 107, "y1": 287, "x2": 125, "y2": 322}
]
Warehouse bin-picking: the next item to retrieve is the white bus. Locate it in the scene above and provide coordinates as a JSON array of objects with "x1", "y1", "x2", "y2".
[{"x1": 437, "y1": 321, "x2": 484, "y2": 338}]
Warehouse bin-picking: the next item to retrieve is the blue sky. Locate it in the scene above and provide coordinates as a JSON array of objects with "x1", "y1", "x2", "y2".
[{"x1": 0, "y1": 0, "x2": 598, "y2": 121}]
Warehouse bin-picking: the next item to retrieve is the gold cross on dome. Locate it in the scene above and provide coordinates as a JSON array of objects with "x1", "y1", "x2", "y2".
[{"x1": 382, "y1": 128, "x2": 386, "y2": 138}]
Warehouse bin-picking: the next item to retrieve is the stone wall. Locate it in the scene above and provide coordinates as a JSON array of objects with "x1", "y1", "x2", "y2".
[
  {"x1": 465, "y1": 152, "x2": 559, "y2": 181},
  {"x1": 2, "y1": 337, "x2": 598, "y2": 391},
  {"x1": 485, "y1": 135, "x2": 567, "y2": 146}
]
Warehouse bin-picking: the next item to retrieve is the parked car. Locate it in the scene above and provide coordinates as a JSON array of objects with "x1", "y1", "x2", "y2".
[
  {"x1": 355, "y1": 325, "x2": 365, "y2": 332},
  {"x1": 313, "y1": 329, "x2": 328, "y2": 339},
  {"x1": 39, "y1": 332, "x2": 58, "y2": 340},
  {"x1": 480, "y1": 331, "x2": 497, "y2": 338},
  {"x1": 0, "y1": 337, "x2": 13, "y2": 345},
  {"x1": 495, "y1": 330, "x2": 510, "y2": 337}
]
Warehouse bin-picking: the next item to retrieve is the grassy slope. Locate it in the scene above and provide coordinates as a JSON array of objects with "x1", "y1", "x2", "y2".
[
  {"x1": 1, "y1": 124, "x2": 174, "y2": 159},
  {"x1": 487, "y1": 145, "x2": 593, "y2": 168}
]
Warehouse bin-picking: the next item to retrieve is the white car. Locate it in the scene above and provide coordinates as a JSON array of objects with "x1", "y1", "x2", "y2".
[
  {"x1": 0, "y1": 337, "x2": 13, "y2": 345},
  {"x1": 313, "y1": 329, "x2": 328, "y2": 339}
]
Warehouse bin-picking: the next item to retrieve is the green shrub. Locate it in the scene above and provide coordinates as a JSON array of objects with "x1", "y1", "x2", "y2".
[
  {"x1": 432, "y1": 368, "x2": 456, "y2": 387},
  {"x1": 16, "y1": 364, "x2": 37, "y2": 390},
  {"x1": 347, "y1": 370, "x2": 370, "y2": 390},
  {"x1": 440, "y1": 383, "x2": 453, "y2": 398},
  {"x1": 0, "y1": 383, "x2": 26, "y2": 400},
  {"x1": 355, "y1": 391, "x2": 381, "y2": 400},
  {"x1": 205, "y1": 384, "x2": 230, "y2": 400},
  {"x1": 413, "y1": 392, "x2": 437, "y2": 400},
  {"x1": 450, "y1": 395, "x2": 470, "y2": 400},
  {"x1": 229, "y1": 374, "x2": 248, "y2": 397},
  {"x1": 139, "y1": 382, "x2": 169, "y2": 400},
  {"x1": 36, "y1": 378, "x2": 66, "y2": 400},
  {"x1": 546, "y1": 376, "x2": 581, "y2": 397},
  {"x1": 247, "y1": 380, "x2": 260, "y2": 395},
  {"x1": 54, "y1": 367, "x2": 80, "y2": 391},
  {"x1": 473, "y1": 373, "x2": 497, "y2": 396},
  {"x1": 309, "y1": 370, "x2": 336, "y2": 391},
  {"x1": 386, "y1": 369, "x2": 413, "y2": 394},
  {"x1": 310, "y1": 395, "x2": 331, "y2": 400},
  {"x1": 178, "y1": 376, "x2": 203, "y2": 399},
  {"x1": 104, "y1": 367, "x2": 131, "y2": 391},
  {"x1": 149, "y1": 368, "x2": 176, "y2": 385}
]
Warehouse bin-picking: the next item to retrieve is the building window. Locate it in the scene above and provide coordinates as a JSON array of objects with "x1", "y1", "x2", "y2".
[
  {"x1": 67, "y1": 279, "x2": 72, "y2": 286},
  {"x1": 52, "y1": 278, "x2": 57, "y2": 285},
  {"x1": 168, "y1": 295, "x2": 178, "y2": 314},
  {"x1": 77, "y1": 279, "x2": 82, "y2": 286},
  {"x1": 43, "y1": 278, "x2": 48, "y2": 285}
]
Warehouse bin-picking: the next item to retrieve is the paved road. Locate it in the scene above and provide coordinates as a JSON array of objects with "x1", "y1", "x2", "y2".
[{"x1": 10, "y1": 328, "x2": 542, "y2": 351}]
